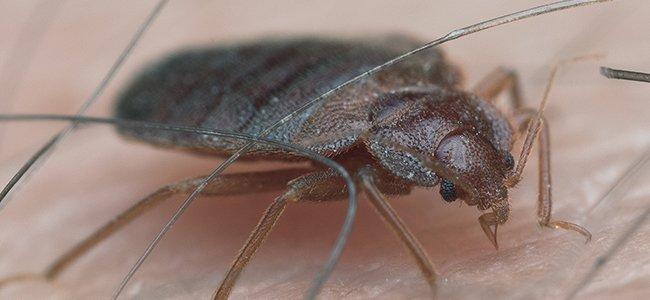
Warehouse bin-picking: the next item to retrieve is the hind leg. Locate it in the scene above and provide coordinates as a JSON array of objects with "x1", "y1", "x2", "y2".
[{"x1": 0, "y1": 168, "x2": 310, "y2": 289}]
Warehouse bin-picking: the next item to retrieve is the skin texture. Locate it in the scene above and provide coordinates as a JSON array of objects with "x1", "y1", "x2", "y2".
[{"x1": 0, "y1": 0, "x2": 649, "y2": 299}]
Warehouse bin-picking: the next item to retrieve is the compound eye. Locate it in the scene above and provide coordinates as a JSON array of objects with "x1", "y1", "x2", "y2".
[
  {"x1": 504, "y1": 152, "x2": 515, "y2": 171},
  {"x1": 439, "y1": 179, "x2": 457, "y2": 202}
]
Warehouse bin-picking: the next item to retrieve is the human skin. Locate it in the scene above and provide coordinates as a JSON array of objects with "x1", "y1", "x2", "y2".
[{"x1": 0, "y1": 0, "x2": 649, "y2": 299}]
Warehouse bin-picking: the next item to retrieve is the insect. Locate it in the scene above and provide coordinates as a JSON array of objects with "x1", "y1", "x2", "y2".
[
  {"x1": 5, "y1": 0, "x2": 644, "y2": 300},
  {"x1": 111, "y1": 33, "x2": 601, "y2": 298}
]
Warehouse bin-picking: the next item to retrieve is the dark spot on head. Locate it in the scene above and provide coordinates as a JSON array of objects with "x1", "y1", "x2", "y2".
[
  {"x1": 439, "y1": 179, "x2": 457, "y2": 202},
  {"x1": 503, "y1": 152, "x2": 515, "y2": 171}
]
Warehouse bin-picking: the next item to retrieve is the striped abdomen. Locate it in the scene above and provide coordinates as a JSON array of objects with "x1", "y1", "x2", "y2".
[{"x1": 114, "y1": 36, "x2": 459, "y2": 157}]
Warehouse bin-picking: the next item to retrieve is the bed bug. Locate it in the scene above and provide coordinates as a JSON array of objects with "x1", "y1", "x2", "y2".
[
  {"x1": 115, "y1": 35, "x2": 599, "y2": 297},
  {"x1": 1, "y1": 36, "x2": 594, "y2": 298},
  {"x1": 0, "y1": 1, "x2": 612, "y2": 299}
]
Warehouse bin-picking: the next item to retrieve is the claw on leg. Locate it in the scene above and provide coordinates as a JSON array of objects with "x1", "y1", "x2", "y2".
[
  {"x1": 479, "y1": 213, "x2": 499, "y2": 250},
  {"x1": 543, "y1": 220, "x2": 592, "y2": 243}
]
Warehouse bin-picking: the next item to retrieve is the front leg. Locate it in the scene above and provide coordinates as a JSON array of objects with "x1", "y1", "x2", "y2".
[
  {"x1": 516, "y1": 111, "x2": 591, "y2": 242},
  {"x1": 477, "y1": 66, "x2": 591, "y2": 242}
]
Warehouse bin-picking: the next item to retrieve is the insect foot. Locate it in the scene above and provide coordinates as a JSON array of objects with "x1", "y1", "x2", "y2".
[{"x1": 541, "y1": 220, "x2": 592, "y2": 244}]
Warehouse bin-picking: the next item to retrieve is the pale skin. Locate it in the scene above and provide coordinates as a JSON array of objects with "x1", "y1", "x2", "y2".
[{"x1": 1, "y1": 1, "x2": 650, "y2": 299}]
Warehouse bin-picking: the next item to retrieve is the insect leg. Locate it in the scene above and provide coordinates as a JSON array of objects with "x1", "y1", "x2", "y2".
[
  {"x1": 506, "y1": 54, "x2": 602, "y2": 187},
  {"x1": 0, "y1": 168, "x2": 310, "y2": 291},
  {"x1": 533, "y1": 113, "x2": 592, "y2": 241},
  {"x1": 472, "y1": 67, "x2": 524, "y2": 110},
  {"x1": 215, "y1": 170, "x2": 349, "y2": 299},
  {"x1": 516, "y1": 110, "x2": 591, "y2": 242},
  {"x1": 504, "y1": 55, "x2": 601, "y2": 241},
  {"x1": 357, "y1": 166, "x2": 437, "y2": 296}
]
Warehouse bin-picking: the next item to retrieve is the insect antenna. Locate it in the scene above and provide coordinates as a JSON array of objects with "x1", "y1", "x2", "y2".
[{"x1": 0, "y1": 0, "x2": 170, "y2": 210}]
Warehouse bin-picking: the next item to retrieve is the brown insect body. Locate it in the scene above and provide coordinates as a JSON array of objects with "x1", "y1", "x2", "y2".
[
  {"x1": 0, "y1": 1, "x2": 606, "y2": 297},
  {"x1": 116, "y1": 36, "x2": 514, "y2": 223}
]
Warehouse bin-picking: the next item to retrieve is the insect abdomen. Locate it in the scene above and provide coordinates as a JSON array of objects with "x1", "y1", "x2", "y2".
[{"x1": 114, "y1": 37, "x2": 459, "y2": 157}]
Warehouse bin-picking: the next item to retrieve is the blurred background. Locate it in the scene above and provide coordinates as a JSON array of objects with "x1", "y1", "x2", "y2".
[{"x1": 0, "y1": 0, "x2": 648, "y2": 299}]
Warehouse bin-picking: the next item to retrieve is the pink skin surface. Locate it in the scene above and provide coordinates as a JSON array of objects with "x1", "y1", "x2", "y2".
[{"x1": 0, "y1": 1, "x2": 649, "y2": 299}]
